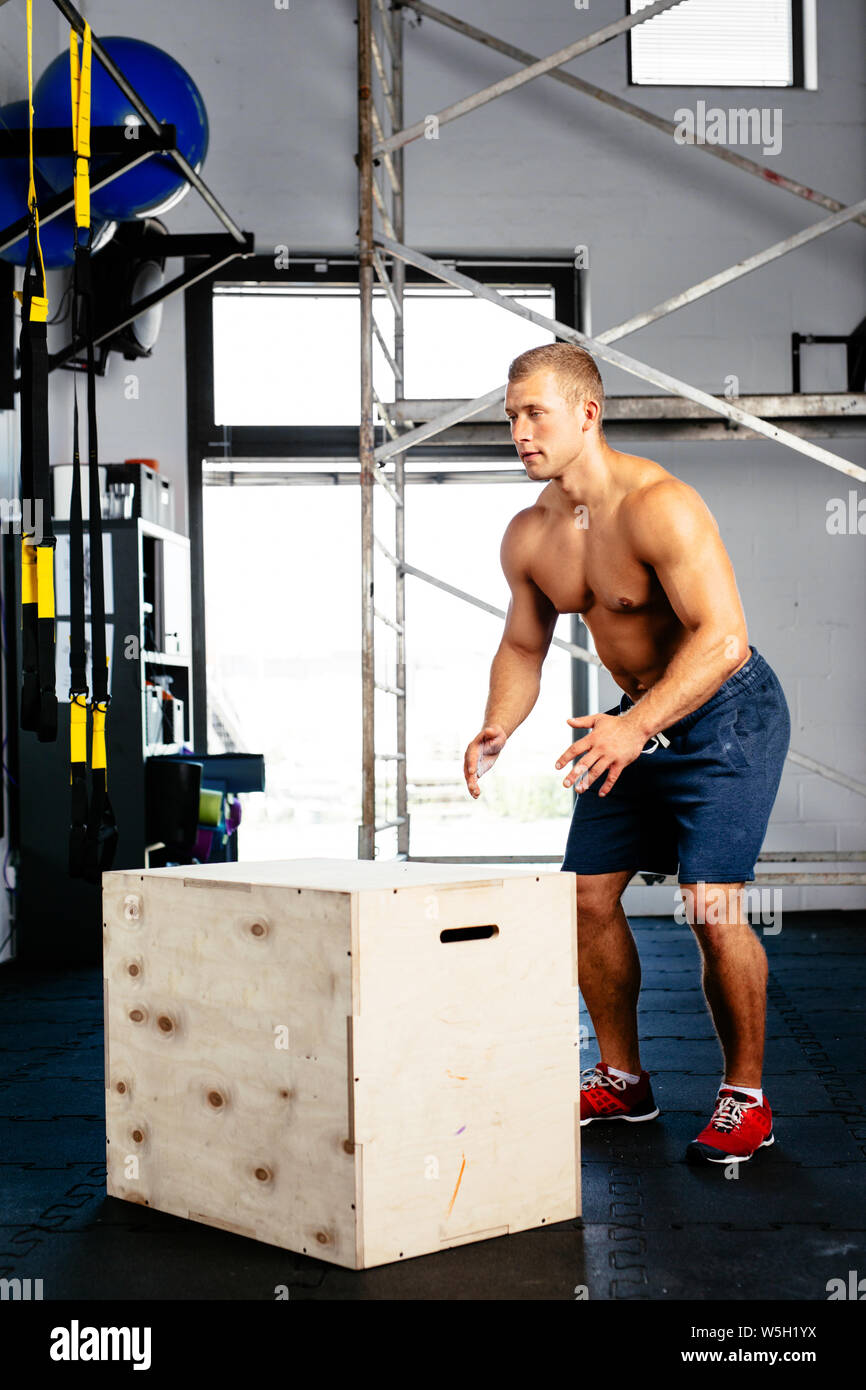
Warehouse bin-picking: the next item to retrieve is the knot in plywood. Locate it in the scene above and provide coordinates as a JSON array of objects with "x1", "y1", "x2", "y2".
[{"x1": 122, "y1": 894, "x2": 143, "y2": 923}]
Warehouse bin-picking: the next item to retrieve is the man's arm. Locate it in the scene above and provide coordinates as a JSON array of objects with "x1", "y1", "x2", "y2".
[
  {"x1": 485, "y1": 511, "x2": 559, "y2": 737},
  {"x1": 619, "y1": 478, "x2": 749, "y2": 739}
]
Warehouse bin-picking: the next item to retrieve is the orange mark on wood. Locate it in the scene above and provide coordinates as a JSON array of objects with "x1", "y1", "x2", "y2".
[
  {"x1": 447, "y1": 1154, "x2": 466, "y2": 1216},
  {"x1": 445, "y1": 1070, "x2": 467, "y2": 1080}
]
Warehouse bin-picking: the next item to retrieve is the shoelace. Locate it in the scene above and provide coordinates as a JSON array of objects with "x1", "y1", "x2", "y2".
[
  {"x1": 580, "y1": 1065, "x2": 627, "y2": 1093},
  {"x1": 711, "y1": 1094, "x2": 758, "y2": 1132}
]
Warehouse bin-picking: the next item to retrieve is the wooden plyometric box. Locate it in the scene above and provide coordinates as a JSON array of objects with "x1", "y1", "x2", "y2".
[{"x1": 102, "y1": 858, "x2": 580, "y2": 1269}]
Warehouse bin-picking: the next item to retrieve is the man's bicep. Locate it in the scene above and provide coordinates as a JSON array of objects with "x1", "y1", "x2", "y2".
[{"x1": 500, "y1": 516, "x2": 558, "y2": 659}]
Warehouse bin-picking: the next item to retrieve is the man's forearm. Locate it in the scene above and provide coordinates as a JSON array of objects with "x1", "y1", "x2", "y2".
[
  {"x1": 484, "y1": 642, "x2": 542, "y2": 737},
  {"x1": 621, "y1": 630, "x2": 746, "y2": 739}
]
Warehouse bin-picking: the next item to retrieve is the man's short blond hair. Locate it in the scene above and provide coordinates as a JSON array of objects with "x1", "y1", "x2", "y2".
[{"x1": 507, "y1": 342, "x2": 605, "y2": 426}]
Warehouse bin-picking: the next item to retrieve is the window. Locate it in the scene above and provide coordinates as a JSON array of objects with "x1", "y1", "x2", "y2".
[
  {"x1": 198, "y1": 257, "x2": 575, "y2": 465},
  {"x1": 203, "y1": 481, "x2": 580, "y2": 863},
  {"x1": 192, "y1": 257, "x2": 583, "y2": 863},
  {"x1": 212, "y1": 283, "x2": 557, "y2": 428},
  {"x1": 628, "y1": 0, "x2": 808, "y2": 88}
]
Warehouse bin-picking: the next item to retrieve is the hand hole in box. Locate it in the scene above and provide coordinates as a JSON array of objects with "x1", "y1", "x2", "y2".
[{"x1": 439, "y1": 924, "x2": 499, "y2": 944}]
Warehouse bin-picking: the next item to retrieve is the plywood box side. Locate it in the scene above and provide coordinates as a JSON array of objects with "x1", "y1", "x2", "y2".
[
  {"x1": 103, "y1": 874, "x2": 360, "y2": 1264},
  {"x1": 352, "y1": 873, "x2": 580, "y2": 1267},
  {"x1": 354, "y1": 874, "x2": 577, "y2": 1017},
  {"x1": 101, "y1": 861, "x2": 579, "y2": 1269}
]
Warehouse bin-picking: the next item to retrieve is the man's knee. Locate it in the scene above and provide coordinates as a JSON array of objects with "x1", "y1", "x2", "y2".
[
  {"x1": 679, "y1": 882, "x2": 746, "y2": 928},
  {"x1": 575, "y1": 869, "x2": 633, "y2": 921}
]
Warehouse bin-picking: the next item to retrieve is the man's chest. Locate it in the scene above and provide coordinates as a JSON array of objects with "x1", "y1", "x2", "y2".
[{"x1": 528, "y1": 525, "x2": 663, "y2": 616}]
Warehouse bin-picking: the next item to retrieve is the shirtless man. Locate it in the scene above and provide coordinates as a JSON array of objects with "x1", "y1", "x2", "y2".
[{"x1": 462, "y1": 342, "x2": 791, "y2": 1166}]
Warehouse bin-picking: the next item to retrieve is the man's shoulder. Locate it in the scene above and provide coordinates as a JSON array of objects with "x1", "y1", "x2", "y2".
[
  {"x1": 503, "y1": 497, "x2": 551, "y2": 536},
  {"x1": 621, "y1": 461, "x2": 712, "y2": 525},
  {"x1": 500, "y1": 502, "x2": 545, "y2": 565},
  {"x1": 620, "y1": 463, "x2": 719, "y2": 555}
]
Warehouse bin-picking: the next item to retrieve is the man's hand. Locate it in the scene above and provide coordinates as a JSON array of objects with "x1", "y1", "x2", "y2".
[
  {"x1": 464, "y1": 724, "x2": 507, "y2": 799},
  {"x1": 555, "y1": 712, "x2": 647, "y2": 797}
]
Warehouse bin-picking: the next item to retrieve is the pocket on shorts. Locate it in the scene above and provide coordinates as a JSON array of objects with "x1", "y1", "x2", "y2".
[
  {"x1": 717, "y1": 707, "x2": 753, "y2": 771},
  {"x1": 717, "y1": 678, "x2": 787, "y2": 772}
]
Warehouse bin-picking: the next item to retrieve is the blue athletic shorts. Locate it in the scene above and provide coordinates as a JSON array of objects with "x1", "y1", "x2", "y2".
[{"x1": 560, "y1": 646, "x2": 791, "y2": 884}]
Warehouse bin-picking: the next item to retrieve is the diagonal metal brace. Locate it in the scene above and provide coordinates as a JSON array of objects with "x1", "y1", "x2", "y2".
[
  {"x1": 374, "y1": 235, "x2": 866, "y2": 483},
  {"x1": 375, "y1": 0, "x2": 690, "y2": 155}
]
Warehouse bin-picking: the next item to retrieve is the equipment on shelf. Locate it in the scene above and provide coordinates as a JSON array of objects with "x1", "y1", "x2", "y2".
[{"x1": 146, "y1": 752, "x2": 265, "y2": 866}]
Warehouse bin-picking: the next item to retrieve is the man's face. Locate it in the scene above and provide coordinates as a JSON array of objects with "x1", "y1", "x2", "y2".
[{"x1": 504, "y1": 369, "x2": 592, "y2": 478}]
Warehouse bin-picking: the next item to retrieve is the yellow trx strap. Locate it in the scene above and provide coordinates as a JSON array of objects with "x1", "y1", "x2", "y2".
[
  {"x1": 11, "y1": 0, "x2": 49, "y2": 321},
  {"x1": 70, "y1": 23, "x2": 91, "y2": 230},
  {"x1": 68, "y1": 20, "x2": 117, "y2": 880}
]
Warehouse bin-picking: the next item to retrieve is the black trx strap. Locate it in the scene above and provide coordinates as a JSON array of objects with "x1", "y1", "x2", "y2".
[
  {"x1": 67, "y1": 23, "x2": 118, "y2": 881},
  {"x1": 67, "y1": 381, "x2": 88, "y2": 875},
  {"x1": 16, "y1": 1, "x2": 57, "y2": 744}
]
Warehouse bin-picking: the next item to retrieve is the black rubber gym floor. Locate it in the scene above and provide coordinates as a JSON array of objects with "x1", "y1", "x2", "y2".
[{"x1": 1, "y1": 911, "x2": 864, "y2": 1303}]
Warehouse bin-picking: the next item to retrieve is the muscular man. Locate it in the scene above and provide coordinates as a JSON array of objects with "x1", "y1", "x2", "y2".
[{"x1": 463, "y1": 342, "x2": 790, "y2": 1166}]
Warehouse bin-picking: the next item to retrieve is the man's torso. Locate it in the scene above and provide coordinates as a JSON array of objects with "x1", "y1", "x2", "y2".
[{"x1": 519, "y1": 455, "x2": 749, "y2": 699}]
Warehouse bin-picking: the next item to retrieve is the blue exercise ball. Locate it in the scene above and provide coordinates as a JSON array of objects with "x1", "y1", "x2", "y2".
[
  {"x1": 33, "y1": 36, "x2": 208, "y2": 220},
  {"x1": 0, "y1": 100, "x2": 116, "y2": 266}
]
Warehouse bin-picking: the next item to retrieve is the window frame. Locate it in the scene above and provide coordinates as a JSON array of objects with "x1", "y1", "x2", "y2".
[
  {"x1": 187, "y1": 255, "x2": 578, "y2": 464},
  {"x1": 184, "y1": 254, "x2": 579, "y2": 747},
  {"x1": 626, "y1": 0, "x2": 805, "y2": 89}
]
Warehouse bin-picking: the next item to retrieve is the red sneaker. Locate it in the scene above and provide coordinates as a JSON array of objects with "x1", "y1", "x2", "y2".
[
  {"x1": 686, "y1": 1088, "x2": 774, "y2": 1164},
  {"x1": 580, "y1": 1060, "x2": 659, "y2": 1127}
]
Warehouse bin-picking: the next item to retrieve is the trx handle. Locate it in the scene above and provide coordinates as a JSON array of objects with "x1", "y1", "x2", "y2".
[
  {"x1": 83, "y1": 693, "x2": 118, "y2": 883},
  {"x1": 68, "y1": 692, "x2": 88, "y2": 877}
]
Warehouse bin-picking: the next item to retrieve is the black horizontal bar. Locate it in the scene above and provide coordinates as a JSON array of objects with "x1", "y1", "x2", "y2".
[
  {"x1": 44, "y1": 241, "x2": 256, "y2": 375},
  {"x1": 0, "y1": 125, "x2": 177, "y2": 157},
  {"x1": 798, "y1": 335, "x2": 849, "y2": 345},
  {"x1": 137, "y1": 232, "x2": 258, "y2": 259}
]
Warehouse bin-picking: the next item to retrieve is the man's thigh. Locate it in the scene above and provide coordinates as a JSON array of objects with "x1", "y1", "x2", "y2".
[
  {"x1": 664, "y1": 674, "x2": 790, "y2": 886},
  {"x1": 560, "y1": 736, "x2": 679, "y2": 878}
]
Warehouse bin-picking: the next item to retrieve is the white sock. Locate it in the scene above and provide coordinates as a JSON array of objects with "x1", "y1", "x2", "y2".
[
  {"x1": 722, "y1": 1081, "x2": 763, "y2": 1105},
  {"x1": 608, "y1": 1064, "x2": 641, "y2": 1085}
]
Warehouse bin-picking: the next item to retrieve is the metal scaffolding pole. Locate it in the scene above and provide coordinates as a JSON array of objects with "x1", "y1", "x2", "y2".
[
  {"x1": 358, "y1": 0, "x2": 377, "y2": 859},
  {"x1": 402, "y1": 564, "x2": 600, "y2": 666},
  {"x1": 358, "y1": 0, "x2": 408, "y2": 860},
  {"x1": 374, "y1": 235, "x2": 866, "y2": 484},
  {"x1": 397, "y1": 563, "x2": 863, "y2": 799},
  {"x1": 392, "y1": 5, "x2": 409, "y2": 859},
  {"x1": 368, "y1": 199, "x2": 866, "y2": 462},
  {"x1": 354, "y1": 2, "x2": 865, "y2": 878},
  {"x1": 594, "y1": 198, "x2": 866, "y2": 346},
  {"x1": 375, "y1": 0, "x2": 689, "y2": 155},
  {"x1": 395, "y1": 0, "x2": 866, "y2": 234},
  {"x1": 369, "y1": 198, "x2": 866, "y2": 447}
]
